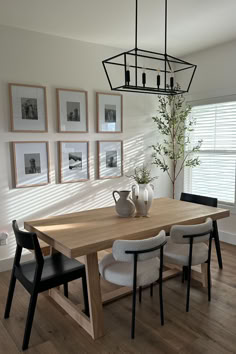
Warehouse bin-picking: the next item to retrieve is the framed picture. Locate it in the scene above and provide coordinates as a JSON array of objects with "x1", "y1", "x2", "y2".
[
  {"x1": 57, "y1": 88, "x2": 88, "y2": 133},
  {"x1": 96, "y1": 92, "x2": 123, "y2": 133},
  {"x1": 59, "y1": 141, "x2": 89, "y2": 183},
  {"x1": 97, "y1": 140, "x2": 123, "y2": 179},
  {"x1": 9, "y1": 83, "x2": 48, "y2": 132},
  {"x1": 12, "y1": 142, "x2": 50, "y2": 188}
]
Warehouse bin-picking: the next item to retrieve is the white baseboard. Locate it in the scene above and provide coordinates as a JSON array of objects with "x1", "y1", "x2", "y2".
[
  {"x1": 219, "y1": 230, "x2": 236, "y2": 245},
  {"x1": 0, "y1": 253, "x2": 33, "y2": 273}
]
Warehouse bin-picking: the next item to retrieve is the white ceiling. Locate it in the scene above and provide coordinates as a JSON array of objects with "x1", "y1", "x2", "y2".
[{"x1": 1, "y1": 0, "x2": 236, "y2": 56}]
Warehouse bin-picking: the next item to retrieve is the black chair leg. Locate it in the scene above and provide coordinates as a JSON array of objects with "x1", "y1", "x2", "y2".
[
  {"x1": 213, "y1": 221, "x2": 223, "y2": 269},
  {"x1": 22, "y1": 292, "x2": 38, "y2": 351},
  {"x1": 186, "y1": 266, "x2": 192, "y2": 312},
  {"x1": 82, "y1": 274, "x2": 90, "y2": 317},
  {"x1": 131, "y1": 285, "x2": 137, "y2": 339},
  {"x1": 182, "y1": 267, "x2": 185, "y2": 283},
  {"x1": 208, "y1": 261, "x2": 211, "y2": 302},
  {"x1": 64, "y1": 283, "x2": 69, "y2": 298},
  {"x1": 159, "y1": 277, "x2": 164, "y2": 326},
  {"x1": 182, "y1": 266, "x2": 188, "y2": 283},
  {"x1": 150, "y1": 283, "x2": 153, "y2": 297},
  {"x1": 139, "y1": 287, "x2": 142, "y2": 303},
  {"x1": 4, "y1": 273, "x2": 17, "y2": 319}
]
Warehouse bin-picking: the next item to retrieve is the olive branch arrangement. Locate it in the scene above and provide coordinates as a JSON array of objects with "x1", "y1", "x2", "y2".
[
  {"x1": 151, "y1": 85, "x2": 202, "y2": 198},
  {"x1": 126, "y1": 165, "x2": 158, "y2": 184}
]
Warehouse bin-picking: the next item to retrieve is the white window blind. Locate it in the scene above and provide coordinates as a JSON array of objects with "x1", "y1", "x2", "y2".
[{"x1": 184, "y1": 101, "x2": 236, "y2": 204}]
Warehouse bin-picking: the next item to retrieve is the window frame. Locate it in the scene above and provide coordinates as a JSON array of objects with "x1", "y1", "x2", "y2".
[{"x1": 184, "y1": 95, "x2": 236, "y2": 211}]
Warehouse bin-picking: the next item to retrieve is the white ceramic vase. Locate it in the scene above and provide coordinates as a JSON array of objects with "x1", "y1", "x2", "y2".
[
  {"x1": 131, "y1": 183, "x2": 154, "y2": 217},
  {"x1": 113, "y1": 190, "x2": 135, "y2": 218}
]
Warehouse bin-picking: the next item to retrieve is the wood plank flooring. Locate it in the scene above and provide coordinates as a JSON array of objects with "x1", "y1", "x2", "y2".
[{"x1": 0, "y1": 241, "x2": 236, "y2": 353}]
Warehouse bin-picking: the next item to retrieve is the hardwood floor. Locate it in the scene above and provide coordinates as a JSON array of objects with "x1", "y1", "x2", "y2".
[{"x1": 0, "y1": 241, "x2": 236, "y2": 353}]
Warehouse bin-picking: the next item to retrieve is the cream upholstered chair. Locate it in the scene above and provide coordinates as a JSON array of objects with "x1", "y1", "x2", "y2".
[
  {"x1": 99, "y1": 231, "x2": 166, "y2": 339},
  {"x1": 164, "y1": 218, "x2": 213, "y2": 312},
  {"x1": 180, "y1": 192, "x2": 222, "y2": 269}
]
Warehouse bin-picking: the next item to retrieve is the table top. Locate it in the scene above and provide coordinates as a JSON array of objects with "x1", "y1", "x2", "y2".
[{"x1": 24, "y1": 197, "x2": 230, "y2": 258}]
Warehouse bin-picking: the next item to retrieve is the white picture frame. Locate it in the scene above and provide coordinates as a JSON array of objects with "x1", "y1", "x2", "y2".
[
  {"x1": 59, "y1": 141, "x2": 89, "y2": 183},
  {"x1": 12, "y1": 142, "x2": 50, "y2": 188},
  {"x1": 9, "y1": 83, "x2": 48, "y2": 132},
  {"x1": 97, "y1": 140, "x2": 123, "y2": 179},
  {"x1": 97, "y1": 92, "x2": 123, "y2": 133},
  {"x1": 57, "y1": 88, "x2": 88, "y2": 133}
]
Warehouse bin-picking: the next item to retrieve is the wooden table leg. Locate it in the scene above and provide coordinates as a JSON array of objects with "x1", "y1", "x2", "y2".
[
  {"x1": 166, "y1": 263, "x2": 209, "y2": 288},
  {"x1": 49, "y1": 251, "x2": 104, "y2": 340},
  {"x1": 84, "y1": 252, "x2": 104, "y2": 339},
  {"x1": 50, "y1": 247, "x2": 60, "y2": 291},
  {"x1": 201, "y1": 263, "x2": 208, "y2": 288}
]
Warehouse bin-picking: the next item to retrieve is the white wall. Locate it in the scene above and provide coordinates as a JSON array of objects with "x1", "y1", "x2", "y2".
[
  {"x1": 0, "y1": 25, "x2": 172, "y2": 268},
  {"x1": 178, "y1": 39, "x2": 236, "y2": 243}
]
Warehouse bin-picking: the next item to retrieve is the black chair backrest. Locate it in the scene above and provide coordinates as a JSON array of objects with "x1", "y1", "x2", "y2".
[
  {"x1": 12, "y1": 220, "x2": 44, "y2": 266},
  {"x1": 180, "y1": 192, "x2": 217, "y2": 208}
]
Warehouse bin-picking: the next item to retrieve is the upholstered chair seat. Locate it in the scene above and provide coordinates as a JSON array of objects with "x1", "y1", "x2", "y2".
[
  {"x1": 99, "y1": 253, "x2": 160, "y2": 287},
  {"x1": 164, "y1": 236, "x2": 208, "y2": 266}
]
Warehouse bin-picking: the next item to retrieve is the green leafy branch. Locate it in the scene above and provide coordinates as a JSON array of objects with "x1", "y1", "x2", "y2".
[
  {"x1": 151, "y1": 84, "x2": 203, "y2": 198},
  {"x1": 126, "y1": 165, "x2": 158, "y2": 184}
]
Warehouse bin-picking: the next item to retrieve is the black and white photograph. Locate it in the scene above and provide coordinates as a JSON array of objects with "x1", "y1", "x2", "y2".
[
  {"x1": 69, "y1": 152, "x2": 82, "y2": 170},
  {"x1": 98, "y1": 141, "x2": 123, "y2": 179},
  {"x1": 13, "y1": 142, "x2": 49, "y2": 188},
  {"x1": 9, "y1": 84, "x2": 48, "y2": 132},
  {"x1": 21, "y1": 98, "x2": 38, "y2": 120},
  {"x1": 97, "y1": 93, "x2": 123, "y2": 132},
  {"x1": 57, "y1": 89, "x2": 88, "y2": 132},
  {"x1": 105, "y1": 104, "x2": 116, "y2": 123},
  {"x1": 106, "y1": 151, "x2": 117, "y2": 168},
  {"x1": 67, "y1": 101, "x2": 80, "y2": 122},
  {"x1": 59, "y1": 141, "x2": 89, "y2": 183},
  {"x1": 24, "y1": 153, "x2": 41, "y2": 174}
]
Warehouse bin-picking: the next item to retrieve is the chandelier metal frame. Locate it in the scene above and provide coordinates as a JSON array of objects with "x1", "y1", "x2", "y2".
[{"x1": 102, "y1": 0, "x2": 197, "y2": 95}]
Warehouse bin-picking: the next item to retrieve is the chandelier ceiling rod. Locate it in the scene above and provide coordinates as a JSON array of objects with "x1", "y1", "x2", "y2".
[
  {"x1": 135, "y1": 0, "x2": 138, "y2": 85},
  {"x1": 164, "y1": 0, "x2": 167, "y2": 88},
  {"x1": 135, "y1": 0, "x2": 138, "y2": 49},
  {"x1": 134, "y1": 0, "x2": 168, "y2": 53},
  {"x1": 134, "y1": 0, "x2": 169, "y2": 85},
  {"x1": 165, "y1": 0, "x2": 167, "y2": 56}
]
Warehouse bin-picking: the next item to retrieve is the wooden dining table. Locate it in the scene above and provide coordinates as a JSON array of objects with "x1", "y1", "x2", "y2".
[{"x1": 24, "y1": 197, "x2": 229, "y2": 340}]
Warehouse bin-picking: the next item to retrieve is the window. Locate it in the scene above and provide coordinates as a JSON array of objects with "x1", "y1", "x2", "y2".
[{"x1": 184, "y1": 100, "x2": 236, "y2": 205}]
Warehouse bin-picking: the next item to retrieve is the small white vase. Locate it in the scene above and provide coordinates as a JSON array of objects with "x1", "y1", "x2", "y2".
[{"x1": 131, "y1": 183, "x2": 154, "y2": 217}]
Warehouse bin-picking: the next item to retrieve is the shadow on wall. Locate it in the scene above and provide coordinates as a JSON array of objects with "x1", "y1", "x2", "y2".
[{"x1": 1, "y1": 134, "x2": 160, "y2": 260}]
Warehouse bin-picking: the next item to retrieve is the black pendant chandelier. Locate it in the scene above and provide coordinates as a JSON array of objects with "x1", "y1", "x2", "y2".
[{"x1": 102, "y1": 0, "x2": 197, "y2": 95}]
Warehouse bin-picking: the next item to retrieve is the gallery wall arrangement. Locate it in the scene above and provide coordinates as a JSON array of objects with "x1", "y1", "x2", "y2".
[{"x1": 8, "y1": 83, "x2": 124, "y2": 188}]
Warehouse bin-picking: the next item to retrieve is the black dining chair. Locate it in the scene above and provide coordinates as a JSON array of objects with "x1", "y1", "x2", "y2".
[
  {"x1": 180, "y1": 192, "x2": 223, "y2": 269},
  {"x1": 4, "y1": 220, "x2": 89, "y2": 351}
]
